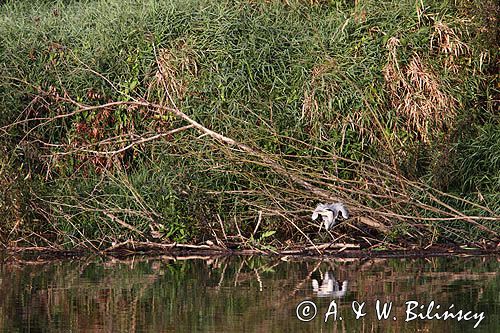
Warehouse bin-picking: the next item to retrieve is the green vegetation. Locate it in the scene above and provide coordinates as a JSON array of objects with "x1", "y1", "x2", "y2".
[{"x1": 0, "y1": 0, "x2": 498, "y2": 251}]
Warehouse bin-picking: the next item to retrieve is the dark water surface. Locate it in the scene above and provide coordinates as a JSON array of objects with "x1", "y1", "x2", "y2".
[{"x1": 0, "y1": 254, "x2": 498, "y2": 332}]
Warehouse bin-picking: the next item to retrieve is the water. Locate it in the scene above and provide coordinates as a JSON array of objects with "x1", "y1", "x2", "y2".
[{"x1": 0, "y1": 254, "x2": 498, "y2": 332}]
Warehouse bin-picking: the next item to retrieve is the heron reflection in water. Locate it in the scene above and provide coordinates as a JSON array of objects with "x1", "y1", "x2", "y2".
[{"x1": 312, "y1": 270, "x2": 348, "y2": 298}]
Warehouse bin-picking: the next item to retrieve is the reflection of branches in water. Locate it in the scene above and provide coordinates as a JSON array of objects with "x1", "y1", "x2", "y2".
[
  {"x1": 1, "y1": 255, "x2": 497, "y2": 332},
  {"x1": 286, "y1": 260, "x2": 322, "y2": 297},
  {"x1": 0, "y1": 256, "x2": 164, "y2": 332}
]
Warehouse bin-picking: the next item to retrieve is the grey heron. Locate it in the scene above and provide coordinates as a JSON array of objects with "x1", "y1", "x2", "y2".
[{"x1": 311, "y1": 202, "x2": 349, "y2": 230}]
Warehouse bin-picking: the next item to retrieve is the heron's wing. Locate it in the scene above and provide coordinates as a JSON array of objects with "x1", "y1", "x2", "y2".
[
  {"x1": 312, "y1": 203, "x2": 327, "y2": 220},
  {"x1": 340, "y1": 206, "x2": 349, "y2": 219},
  {"x1": 326, "y1": 203, "x2": 349, "y2": 219},
  {"x1": 315, "y1": 203, "x2": 328, "y2": 211}
]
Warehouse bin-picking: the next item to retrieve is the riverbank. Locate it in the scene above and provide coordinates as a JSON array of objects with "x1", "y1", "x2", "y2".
[
  {"x1": 3, "y1": 242, "x2": 499, "y2": 261},
  {"x1": 1, "y1": 0, "x2": 498, "y2": 252}
]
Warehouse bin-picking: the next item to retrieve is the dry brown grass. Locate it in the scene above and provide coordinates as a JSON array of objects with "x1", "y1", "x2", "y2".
[
  {"x1": 147, "y1": 40, "x2": 198, "y2": 106},
  {"x1": 383, "y1": 37, "x2": 457, "y2": 143},
  {"x1": 431, "y1": 21, "x2": 471, "y2": 72}
]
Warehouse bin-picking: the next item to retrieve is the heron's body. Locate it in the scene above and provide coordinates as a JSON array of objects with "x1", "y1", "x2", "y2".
[{"x1": 311, "y1": 202, "x2": 349, "y2": 230}]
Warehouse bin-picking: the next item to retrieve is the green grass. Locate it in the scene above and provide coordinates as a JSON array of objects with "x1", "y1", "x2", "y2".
[{"x1": 0, "y1": 0, "x2": 498, "y2": 250}]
